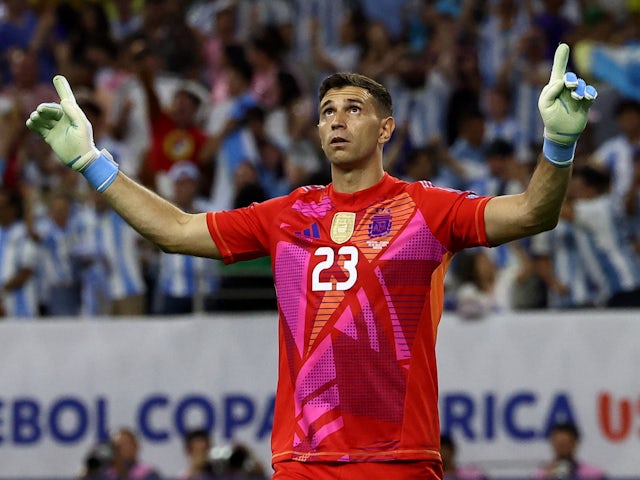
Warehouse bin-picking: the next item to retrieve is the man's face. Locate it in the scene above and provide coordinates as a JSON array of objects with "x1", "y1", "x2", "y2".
[
  {"x1": 188, "y1": 436, "x2": 211, "y2": 466},
  {"x1": 317, "y1": 86, "x2": 389, "y2": 169},
  {"x1": 112, "y1": 431, "x2": 137, "y2": 462},
  {"x1": 550, "y1": 430, "x2": 577, "y2": 460}
]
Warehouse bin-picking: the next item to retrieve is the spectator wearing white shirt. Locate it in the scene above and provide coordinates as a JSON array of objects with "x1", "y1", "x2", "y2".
[
  {"x1": 154, "y1": 162, "x2": 219, "y2": 315},
  {"x1": 85, "y1": 191, "x2": 147, "y2": 317},
  {"x1": 0, "y1": 188, "x2": 39, "y2": 318},
  {"x1": 564, "y1": 166, "x2": 640, "y2": 307},
  {"x1": 34, "y1": 190, "x2": 94, "y2": 317},
  {"x1": 589, "y1": 99, "x2": 640, "y2": 217}
]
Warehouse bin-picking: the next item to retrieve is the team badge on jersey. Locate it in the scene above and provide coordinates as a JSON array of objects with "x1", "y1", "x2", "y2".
[
  {"x1": 368, "y1": 208, "x2": 392, "y2": 238},
  {"x1": 330, "y1": 212, "x2": 356, "y2": 244}
]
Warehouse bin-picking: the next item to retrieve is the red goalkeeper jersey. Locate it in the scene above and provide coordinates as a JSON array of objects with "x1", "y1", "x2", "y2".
[{"x1": 206, "y1": 173, "x2": 491, "y2": 466}]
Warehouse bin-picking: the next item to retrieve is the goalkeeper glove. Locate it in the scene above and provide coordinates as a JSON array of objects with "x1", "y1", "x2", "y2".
[
  {"x1": 538, "y1": 43, "x2": 598, "y2": 167},
  {"x1": 26, "y1": 75, "x2": 118, "y2": 192}
]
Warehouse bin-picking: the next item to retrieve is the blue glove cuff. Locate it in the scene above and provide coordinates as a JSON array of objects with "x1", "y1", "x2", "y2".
[
  {"x1": 542, "y1": 138, "x2": 576, "y2": 168},
  {"x1": 83, "y1": 149, "x2": 119, "y2": 192}
]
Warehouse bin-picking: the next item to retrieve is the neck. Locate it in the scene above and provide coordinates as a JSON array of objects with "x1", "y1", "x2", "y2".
[{"x1": 330, "y1": 163, "x2": 385, "y2": 194}]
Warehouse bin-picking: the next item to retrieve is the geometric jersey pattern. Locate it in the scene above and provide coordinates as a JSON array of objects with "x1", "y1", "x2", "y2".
[{"x1": 207, "y1": 174, "x2": 491, "y2": 465}]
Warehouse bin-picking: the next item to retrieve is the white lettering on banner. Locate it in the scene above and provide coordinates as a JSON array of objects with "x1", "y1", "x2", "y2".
[{"x1": 1, "y1": 311, "x2": 640, "y2": 477}]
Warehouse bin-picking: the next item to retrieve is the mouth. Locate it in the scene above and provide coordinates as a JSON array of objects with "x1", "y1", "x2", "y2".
[{"x1": 329, "y1": 136, "x2": 349, "y2": 147}]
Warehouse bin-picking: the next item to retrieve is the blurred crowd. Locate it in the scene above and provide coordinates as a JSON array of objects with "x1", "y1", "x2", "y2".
[
  {"x1": 2, "y1": 0, "x2": 640, "y2": 319},
  {"x1": 79, "y1": 427, "x2": 268, "y2": 480},
  {"x1": 76, "y1": 421, "x2": 604, "y2": 480}
]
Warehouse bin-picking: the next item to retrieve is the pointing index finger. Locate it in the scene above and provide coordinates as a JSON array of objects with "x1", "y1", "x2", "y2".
[
  {"x1": 549, "y1": 43, "x2": 570, "y2": 83},
  {"x1": 53, "y1": 75, "x2": 76, "y2": 103}
]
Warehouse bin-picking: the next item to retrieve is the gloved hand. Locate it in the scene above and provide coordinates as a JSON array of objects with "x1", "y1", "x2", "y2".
[
  {"x1": 26, "y1": 75, "x2": 118, "y2": 191},
  {"x1": 538, "y1": 43, "x2": 597, "y2": 167}
]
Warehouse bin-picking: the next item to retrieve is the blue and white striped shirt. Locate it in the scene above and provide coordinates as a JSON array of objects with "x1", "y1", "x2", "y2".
[
  {"x1": 92, "y1": 208, "x2": 146, "y2": 301},
  {"x1": 0, "y1": 221, "x2": 39, "y2": 318},
  {"x1": 573, "y1": 195, "x2": 640, "y2": 305},
  {"x1": 531, "y1": 220, "x2": 592, "y2": 308}
]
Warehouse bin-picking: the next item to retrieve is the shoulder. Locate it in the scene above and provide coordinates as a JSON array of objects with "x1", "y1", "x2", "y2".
[{"x1": 405, "y1": 179, "x2": 480, "y2": 201}]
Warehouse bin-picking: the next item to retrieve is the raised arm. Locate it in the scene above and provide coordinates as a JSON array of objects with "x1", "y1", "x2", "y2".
[
  {"x1": 484, "y1": 43, "x2": 597, "y2": 246},
  {"x1": 26, "y1": 76, "x2": 221, "y2": 259}
]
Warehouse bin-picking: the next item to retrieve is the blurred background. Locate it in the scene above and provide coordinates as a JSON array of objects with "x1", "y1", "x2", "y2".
[{"x1": 1, "y1": 0, "x2": 640, "y2": 478}]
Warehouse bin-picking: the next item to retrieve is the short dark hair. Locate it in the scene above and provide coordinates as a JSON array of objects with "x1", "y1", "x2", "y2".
[
  {"x1": 574, "y1": 165, "x2": 610, "y2": 192},
  {"x1": 440, "y1": 434, "x2": 456, "y2": 451},
  {"x1": 614, "y1": 98, "x2": 640, "y2": 118},
  {"x1": 183, "y1": 428, "x2": 211, "y2": 451},
  {"x1": 318, "y1": 73, "x2": 393, "y2": 117},
  {"x1": 485, "y1": 139, "x2": 515, "y2": 158},
  {"x1": 549, "y1": 421, "x2": 581, "y2": 441}
]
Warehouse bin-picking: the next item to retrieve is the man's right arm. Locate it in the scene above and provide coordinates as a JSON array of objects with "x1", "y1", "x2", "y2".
[
  {"x1": 102, "y1": 172, "x2": 221, "y2": 259},
  {"x1": 26, "y1": 75, "x2": 222, "y2": 260}
]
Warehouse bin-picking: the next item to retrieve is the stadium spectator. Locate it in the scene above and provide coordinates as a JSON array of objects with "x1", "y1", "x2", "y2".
[
  {"x1": 562, "y1": 166, "x2": 640, "y2": 307},
  {"x1": 482, "y1": 84, "x2": 532, "y2": 163},
  {"x1": 247, "y1": 26, "x2": 286, "y2": 109},
  {"x1": 0, "y1": 187, "x2": 39, "y2": 318},
  {"x1": 107, "y1": 0, "x2": 143, "y2": 42},
  {"x1": 453, "y1": 249, "x2": 501, "y2": 319},
  {"x1": 197, "y1": 0, "x2": 241, "y2": 105},
  {"x1": 203, "y1": 49, "x2": 259, "y2": 211},
  {"x1": 589, "y1": 98, "x2": 640, "y2": 217},
  {"x1": 436, "y1": 109, "x2": 488, "y2": 190},
  {"x1": 105, "y1": 427, "x2": 162, "y2": 480},
  {"x1": 534, "y1": 421, "x2": 606, "y2": 480},
  {"x1": 0, "y1": 0, "x2": 58, "y2": 86},
  {"x1": 136, "y1": 47, "x2": 209, "y2": 197},
  {"x1": 154, "y1": 161, "x2": 218, "y2": 315},
  {"x1": 357, "y1": 20, "x2": 405, "y2": 89},
  {"x1": 34, "y1": 189, "x2": 95, "y2": 317},
  {"x1": 179, "y1": 428, "x2": 215, "y2": 480},
  {"x1": 86, "y1": 189, "x2": 147, "y2": 316},
  {"x1": 468, "y1": 139, "x2": 544, "y2": 311},
  {"x1": 440, "y1": 434, "x2": 487, "y2": 480},
  {"x1": 531, "y1": 171, "x2": 595, "y2": 309},
  {"x1": 477, "y1": 0, "x2": 530, "y2": 89},
  {"x1": 310, "y1": 8, "x2": 364, "y2": 88}
]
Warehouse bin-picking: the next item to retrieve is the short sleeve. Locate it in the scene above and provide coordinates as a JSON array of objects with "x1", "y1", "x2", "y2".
[
  {"x1": 409, "y1": 182, "x2": 492, "y2": 252},
  {"x1": 206, "y1": 196, "x2": 288, "y2": 264}
]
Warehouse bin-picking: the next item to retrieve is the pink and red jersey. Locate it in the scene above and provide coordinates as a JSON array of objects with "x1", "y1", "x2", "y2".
[{"x1": 206, "y1": 173, "x2": 491, "y2": 466}]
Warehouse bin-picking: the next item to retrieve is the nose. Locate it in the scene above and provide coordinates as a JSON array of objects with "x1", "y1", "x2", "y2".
[{"x1": 330, "y1": 110, "x2": 346, "y2": 129}]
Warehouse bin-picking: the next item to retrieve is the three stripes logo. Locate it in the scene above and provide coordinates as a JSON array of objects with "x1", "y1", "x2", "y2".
[{"x1": 295, "y1": 223, "x2": 320, "y2": 240}]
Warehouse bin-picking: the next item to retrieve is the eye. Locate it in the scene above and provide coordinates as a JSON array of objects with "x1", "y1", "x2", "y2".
[
  {"x1": 349, "y1": 106, "x2": 360, "y2": 113},
  {"x1": 323, "y1": 108, "x2": 334, "y2": 116}
]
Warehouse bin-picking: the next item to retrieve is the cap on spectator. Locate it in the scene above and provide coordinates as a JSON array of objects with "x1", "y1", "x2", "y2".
[
  {"x1": 175, "y1": 80, "x2": 209, "y2": 108},
  {"x1": 168, "y1": 161, "x2": 200, "y2": 183}
]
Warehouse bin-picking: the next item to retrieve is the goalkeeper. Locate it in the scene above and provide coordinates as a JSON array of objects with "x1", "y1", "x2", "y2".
[{"x1": 27, "y1": 44, "x2": 595, "y2": 480}]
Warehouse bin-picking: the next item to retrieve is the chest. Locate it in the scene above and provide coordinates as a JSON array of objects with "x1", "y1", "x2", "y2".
[{"x1": 271, "y1": 195, "x2": 447, "y2": 294}]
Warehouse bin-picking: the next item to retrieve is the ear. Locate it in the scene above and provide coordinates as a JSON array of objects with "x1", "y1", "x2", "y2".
[{"x1": 378, "y1": 116, "x2": 395, "y2": 145}]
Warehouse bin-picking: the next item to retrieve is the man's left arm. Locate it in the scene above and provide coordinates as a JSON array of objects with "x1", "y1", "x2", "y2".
[{"x1": 484, "y1": 43, "x2": 597, "y2": 246}]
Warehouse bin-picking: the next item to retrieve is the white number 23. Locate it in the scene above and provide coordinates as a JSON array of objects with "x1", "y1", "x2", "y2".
[{"x1": 311, "y1": 246, "x2": 358, "y2": 291}]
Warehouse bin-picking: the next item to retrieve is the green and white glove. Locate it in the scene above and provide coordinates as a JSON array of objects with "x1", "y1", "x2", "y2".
[
  {"x1": 538, "y1": 43, "x2": 598, "y2": 167},
  {"x1": 26, "y1": 75, "x2": 119, "y2": 192}
]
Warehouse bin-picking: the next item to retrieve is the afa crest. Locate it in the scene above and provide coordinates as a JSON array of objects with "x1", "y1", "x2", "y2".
[{"x1": 368, "y1": 208, "x2": 392, "y2": 238}]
